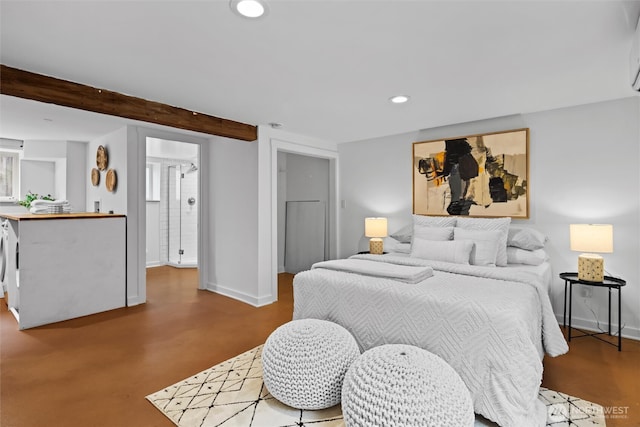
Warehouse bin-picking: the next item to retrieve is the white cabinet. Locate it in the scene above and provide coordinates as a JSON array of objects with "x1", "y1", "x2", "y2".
[{"x1": 3, "y1": 213, "x2": 126, "y2": 329}]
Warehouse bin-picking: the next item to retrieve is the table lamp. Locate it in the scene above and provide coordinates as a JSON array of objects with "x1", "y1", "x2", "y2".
[
  {"x1": 365, "y1": 217, "x2": 388, "y2": 255},
  {"x1": 569, "y1": 224, "x2": 613, "y2": 282}
]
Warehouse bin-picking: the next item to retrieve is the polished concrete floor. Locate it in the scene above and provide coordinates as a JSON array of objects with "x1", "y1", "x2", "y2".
[{"x1": 1, "y1": 267, "x2": 638, "y2": 426}]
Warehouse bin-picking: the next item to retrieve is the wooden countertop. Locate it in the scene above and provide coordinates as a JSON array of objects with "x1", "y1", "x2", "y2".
[{"x1": 0, "y1": 212, "x2": 126, "y2": 221}]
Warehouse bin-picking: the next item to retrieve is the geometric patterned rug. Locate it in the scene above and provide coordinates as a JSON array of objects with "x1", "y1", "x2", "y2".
[{"x1": 146, "y1": 345, "x2": 606, "y2": 427}]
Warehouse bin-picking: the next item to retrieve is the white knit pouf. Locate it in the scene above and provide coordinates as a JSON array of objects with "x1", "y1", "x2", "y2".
[
  {"x1": 262, "y1": 319, "x2": 360, "y2": 410},
  {"x1": 342, "y1": 344, "x2": 474, "y2": 427}
]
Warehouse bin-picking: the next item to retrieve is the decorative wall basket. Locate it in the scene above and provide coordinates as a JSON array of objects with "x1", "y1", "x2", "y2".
[
  {"x1": 96, "y1": 145, "x2": 108, "y2": 171},
  {"x1": 91, "y1": 168, "x2": 100, "y2": 186},
  {"x1": 106, "y1": 169, "x2": 117, "y2": 192}
]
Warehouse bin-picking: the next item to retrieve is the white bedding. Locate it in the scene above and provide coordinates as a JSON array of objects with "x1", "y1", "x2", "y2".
[
  {"x1": 311, "y1": 258, "x2": 433, "y2": 284},
  {"x1": 502, "y1": 261, "x2": 553, "y2": 294},
  {"x1": 387, "y1": 250, "x2": 553, "y2": 293},
  {"x1": 293, "y1": 254, "x2": 568, "y2": 427}
]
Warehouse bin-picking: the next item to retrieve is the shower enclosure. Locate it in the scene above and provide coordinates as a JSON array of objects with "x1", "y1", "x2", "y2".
[{"x1": 167, "y1": 162, "x2": 198, "y2": 267}]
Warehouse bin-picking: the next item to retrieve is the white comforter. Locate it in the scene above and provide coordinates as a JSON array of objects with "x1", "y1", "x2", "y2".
[{"x1": 293, "y1": 254, "x2": 568, "y2": 427}]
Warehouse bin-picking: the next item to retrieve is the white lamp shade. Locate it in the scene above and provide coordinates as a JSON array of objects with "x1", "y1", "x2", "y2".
[
  {"x1": 365, "y1": 217, "x2": 388, "y2": 238},
  {"x1": 569, "y1": 224, "x2": 613, "y2": 253}
]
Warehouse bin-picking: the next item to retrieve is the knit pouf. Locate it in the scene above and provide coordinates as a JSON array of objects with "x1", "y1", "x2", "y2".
[
  {"x1": 262, "y1": 319, "x2": 360, "y2": 410},
  {"x1": 342, "y1": 344, "x2": 474, "y2": 427}
]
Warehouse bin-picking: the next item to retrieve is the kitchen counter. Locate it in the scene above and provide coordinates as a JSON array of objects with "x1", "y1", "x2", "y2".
[
  {"x1": 1, "y1": 213, "x2": 127, "y2": 329},
  {"x1": 0, "y1": 212, "x2": 125, "y2": 221}
]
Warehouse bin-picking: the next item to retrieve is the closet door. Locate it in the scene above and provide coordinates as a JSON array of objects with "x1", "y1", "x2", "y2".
[{"x1": 284, "y1": 201, "x2": 325, "y2": 274}]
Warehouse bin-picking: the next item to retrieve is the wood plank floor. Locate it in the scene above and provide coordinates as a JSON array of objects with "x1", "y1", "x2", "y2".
[{"x1": 1, "y1": 267, "x2": 638, "y2": 426}]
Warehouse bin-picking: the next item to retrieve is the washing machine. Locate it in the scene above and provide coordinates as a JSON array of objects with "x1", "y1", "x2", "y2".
[{"x1": 0, "y1": 219, "x2": 8, "y2": 301}]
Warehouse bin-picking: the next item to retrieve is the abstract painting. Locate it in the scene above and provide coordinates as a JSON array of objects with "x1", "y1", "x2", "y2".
[{"x1": 413, "y1": 128, "x2": 529, "y2": 218}]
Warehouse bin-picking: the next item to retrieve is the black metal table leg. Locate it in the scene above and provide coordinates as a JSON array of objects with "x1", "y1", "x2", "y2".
[
  {"x1": 563, "y1": 280, "x2": 567, "y2": 327},
  {"x1": 618, "y1": 286, "x2": 622, "y2": 351},
  {"x1": 568, "y1": 282, "x2": 573, "y2": 342},
  {"x1": 608, "y1": 287, "x2": 612, "y2": 335}
]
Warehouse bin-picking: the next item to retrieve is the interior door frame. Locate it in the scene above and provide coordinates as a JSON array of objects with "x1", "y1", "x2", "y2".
[
  {"x1": 264, "y1": 129, "x2": 339, "y2": 303},
  {"x1": 135, "y1": 127, "x2": 209, "y2": 303}
]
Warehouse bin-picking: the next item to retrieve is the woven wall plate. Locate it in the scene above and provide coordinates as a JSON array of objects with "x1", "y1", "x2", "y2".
[
  {"x1": 96, "y1": 145, "x2": 108, "y2": 171},
  {"x1": 105, "y1": 169, "x2": 117, "y2": 192},
  {"x1": 91, "y1": 168, "x2": 100, "y2": 186}
]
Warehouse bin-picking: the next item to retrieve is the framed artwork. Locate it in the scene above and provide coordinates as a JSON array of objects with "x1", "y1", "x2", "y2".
[{"x1": 413, "y1": 128, "x2": 529, "y2": 218}]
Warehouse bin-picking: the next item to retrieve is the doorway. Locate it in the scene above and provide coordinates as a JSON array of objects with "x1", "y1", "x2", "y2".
[
  {"x1": 146, "y1": 137, "x2": 200, "y2": 271},
  {"x1": 277, "y1": 152, "x2": 330, "y2": 274}
]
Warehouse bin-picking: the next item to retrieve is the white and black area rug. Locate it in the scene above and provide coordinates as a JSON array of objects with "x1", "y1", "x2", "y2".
[{"x1": 146, "y1": 345, "x2": 606, "y2": 427}]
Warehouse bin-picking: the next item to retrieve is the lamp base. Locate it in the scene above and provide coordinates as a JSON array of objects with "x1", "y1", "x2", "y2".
[
  {"x1": 369, "y1": 238, "x2": 384, "y2": 255},
  {"x1": 578, "y1": 253, "x2": 604, "y2": 282}
]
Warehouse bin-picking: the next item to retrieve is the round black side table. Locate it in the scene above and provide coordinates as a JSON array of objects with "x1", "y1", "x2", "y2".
[{"x1": 560, "y1": 272, "x2": 626, "y2": 351}]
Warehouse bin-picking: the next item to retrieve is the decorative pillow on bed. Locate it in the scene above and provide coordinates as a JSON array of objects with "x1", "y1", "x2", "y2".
[
  {"x1": 453, "y1": 227, "x2": 501, "y2": 267},
  {"x1": 410, "y1": 237, "x2": 473, "y2": 264},
  {"x1": 414, "y1": 226, "x2": 454, "y2": 241},
  {"x1": 413, "y1": 214, "x2": 457, "y2": 228},
  {"x1": 412, "y1": 215, "x2": 457, "y2": 243},
  {"x1": 506, "y1": 247, "x2": 548, "y2": 265},
  {"x1": 384, "y1": 237, "x2": 412, "y2": 254},
  {"x1": 390, "y1": 224, "x2": 413, "y2": 243},
  {"x1": 507, "y1": 227, "x2": 547, "y2": 250},
  {"x1": 455, "y1": 217, "x2": 511, "y2": 266}
]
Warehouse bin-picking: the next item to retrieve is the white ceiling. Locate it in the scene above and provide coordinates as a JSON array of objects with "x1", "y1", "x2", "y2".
[{"x1": 1, "y1": 0, "x2": 639, "y2": 144}]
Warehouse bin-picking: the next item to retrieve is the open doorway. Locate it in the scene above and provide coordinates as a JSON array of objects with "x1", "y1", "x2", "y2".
[
  {"x1": 146, "y1": 137, "x2": 200, "y2": 274},
  {"x1": 268, "y1": 138, "x2": 338, "y2": 303},
  {"x1": 277, "y1": 152, "x2": 330, "y2": 274}
]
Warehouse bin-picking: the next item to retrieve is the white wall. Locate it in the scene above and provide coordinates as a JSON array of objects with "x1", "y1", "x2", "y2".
[
  {"x1": 338, "y1": 97, "x2": 640, "y2": 339},
  {"x1": 20, "y1": 159, "x2": 56, "y2": 199},
  {"x1": 146, "y1": 201, "x2": 161, "y2": 266},
  {"x1": 146, "y1": 137, "x2": 198, "y2": 160},
  {"x1": 206, "y1": 136, "x2": 261, "y2": 304},
  {"x1": 86, "y1": 128, "x2": 128, "y2": 214},
  {"x1": 65, "y1": 141, "x2": 86, "y2": 211}
]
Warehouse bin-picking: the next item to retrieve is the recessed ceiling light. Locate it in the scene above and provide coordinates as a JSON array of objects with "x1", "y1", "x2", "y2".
[
  {"x1": 389, "y1": 95, "x2": 410, "y2": 104},
  {"x1": 230, "y1": 0, "x2": 268, "y2": 19}
]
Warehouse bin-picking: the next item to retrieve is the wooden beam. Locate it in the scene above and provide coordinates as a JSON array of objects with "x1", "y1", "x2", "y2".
[{"x1": 0, "y1": 64, "x2": 257, "y2": 141}]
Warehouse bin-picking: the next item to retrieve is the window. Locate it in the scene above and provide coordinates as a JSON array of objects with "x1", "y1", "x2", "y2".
[{"x1": 0, "y1": 150, "x2": 20, "y2": 202}]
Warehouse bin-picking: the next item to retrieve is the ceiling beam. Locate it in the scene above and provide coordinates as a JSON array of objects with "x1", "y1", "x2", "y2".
[{"x1": 0, "y1": 64, "x2": 258, "y2": 141}]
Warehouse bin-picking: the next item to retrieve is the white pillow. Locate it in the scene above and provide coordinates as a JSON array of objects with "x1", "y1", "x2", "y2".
[
  {"x1": 393, "y1": 243, "x2": 411, "y2": 254},
  {"x1": 384, "y1": 237, "x2": 411, "y2": 254},
  {"x1": 506, "y1": 247, "x2": 548, "y2": 265},
  {"x1": 507, "y1": 227, "x2": 547, "y2": 250},
  {"x1": 413, "y1": 214, "x2": 457, "y2": 228},
  {"x1": 456, "y1": 217, "x2": 511, "y2": 266},
  {"x1": 414, "y1": 226, "x2": 453, "y2": 241},
  {"x1": 390, "y1": 224, "x2": 413, "y2": 243},
  {"x1": 454, "y1": 227, "x2": 501, "y2": 267},
  {"x1": 412, "y1": 215, "x2": 457, "y2": 244},
  {"x1": 410, "y1": 237, "x2": 473, "y2": 265}
]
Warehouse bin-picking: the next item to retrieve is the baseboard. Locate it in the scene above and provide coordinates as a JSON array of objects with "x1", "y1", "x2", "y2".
[
  {"x1": 555, "y1": 313, "x2": 640, "y2": 341},
  {"x1": 206, "y1": 282, "x2": 275, "y2": 307},
  {"x1": 127, "y1": 296, "x2": 145, "y2": 307},
  {"x1": 145, "y1": 263, "x2": 163, "y2": 268}
]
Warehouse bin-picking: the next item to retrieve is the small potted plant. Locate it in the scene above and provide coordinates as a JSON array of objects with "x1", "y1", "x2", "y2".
[{"x1": 18, "y1": 191, "x2": 54, "y2": 209}]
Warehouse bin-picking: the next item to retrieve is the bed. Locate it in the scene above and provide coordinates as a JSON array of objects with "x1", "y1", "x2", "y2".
[{"x1": 292, "y1": 218, "x2": 568, "y2": 427}]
